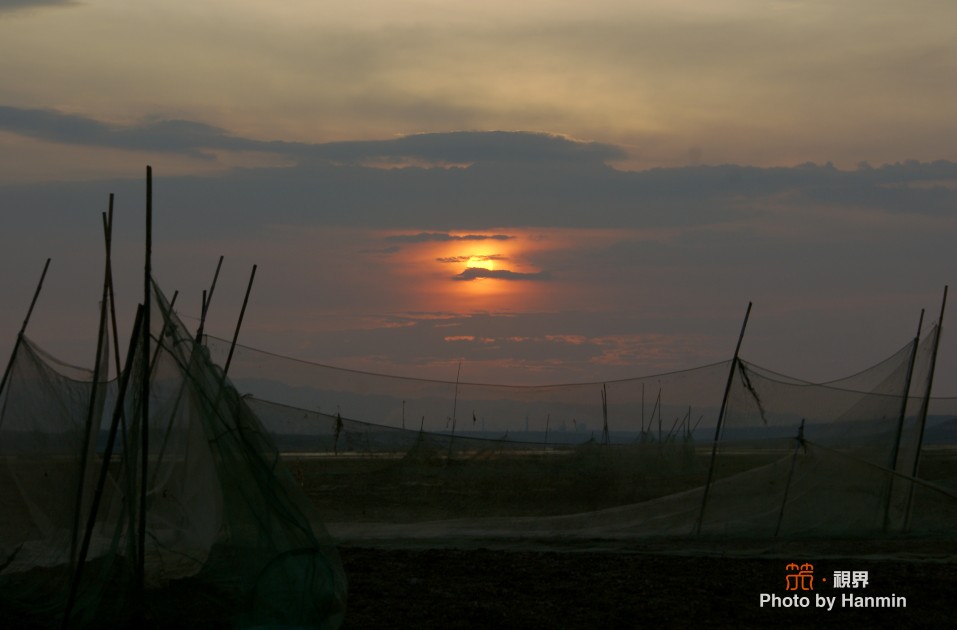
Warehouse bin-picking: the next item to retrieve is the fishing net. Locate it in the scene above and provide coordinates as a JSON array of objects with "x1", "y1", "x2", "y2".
[
  {"x1": 0, "y1": 285, "x2": 346, "y2": 628},
  {"x1": 205, "y1": 322, "x2": 957, "y2": 544}
]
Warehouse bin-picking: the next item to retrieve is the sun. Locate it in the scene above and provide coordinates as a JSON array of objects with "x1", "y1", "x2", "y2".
[{"x1": 466, "y1": 254, "x2": 495, "y2": 271}]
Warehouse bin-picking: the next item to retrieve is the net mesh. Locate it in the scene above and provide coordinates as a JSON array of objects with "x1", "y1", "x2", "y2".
[
  {"x1": 205, "y1": 323, "x2": 957, "y2": 544},
  {"x1": 0, "y1": 285, "x2": 346, "y2": 629},
  {"x1": 3, "y1": 287, "x2": 955, "y2": 625}
]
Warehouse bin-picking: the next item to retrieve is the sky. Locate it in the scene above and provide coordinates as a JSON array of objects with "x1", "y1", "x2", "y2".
[{"x1": 1, "y1": 0, "x2": 956, "y2": 394}]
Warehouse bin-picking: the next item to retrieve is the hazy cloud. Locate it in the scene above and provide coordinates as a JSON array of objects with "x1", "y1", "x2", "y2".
[
  {"x1": 317, "y1": 131, "x2": 627, "y2": 165},
  {"x1": 360, "y1": 245, "x2": 402, "y2": 255},
  {"x1": 386, "y1": 232, "x2": 514, "y2": 243},
  {"x1": 0, "y1": 106, "x2": 624, "y2": 166},
  {"x1": 0, "y1": 0, "x2": 75, "y2": 13},
  {"x1": 452, "y1": 268, "x2": 550, "y2": 282},
  {"x1": 2, "y1": 158, "x2": 956, "y2": 242},
  {"x1": 0, "y1": 107, "x2": 270, "y2": 158},
  {"x1": 437, "y1": 254, "x2": 507, "y2": 264}
]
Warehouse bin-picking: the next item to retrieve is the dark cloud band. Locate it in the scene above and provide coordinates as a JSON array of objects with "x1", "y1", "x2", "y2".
[
  {"x1": 0, "y1": 106, "x2": 625, "y2": 166},
  {"x1": 387, "y1": 232, "x2": 514, "y2": 244},
  {"x1": 436, "y1": 254, "x2": 508, "y2": 264},
  {"x1": 452, "y1": 268, "x2": 551, "y2": 281}
]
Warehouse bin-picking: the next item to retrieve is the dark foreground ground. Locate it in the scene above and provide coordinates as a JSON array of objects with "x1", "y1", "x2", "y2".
[
  {"x1": 340, "y1": 543, "x2": 957, "y2": 629},
  {"x1": 2, "y1": 541, "x2": 953, "y2": 628}
]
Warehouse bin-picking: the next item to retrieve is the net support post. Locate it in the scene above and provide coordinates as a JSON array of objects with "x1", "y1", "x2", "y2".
[{"x1": 695, "y1": 301, "x2": 752, "y2": 536}]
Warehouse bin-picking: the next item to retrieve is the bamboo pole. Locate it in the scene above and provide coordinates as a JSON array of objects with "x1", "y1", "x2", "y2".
[
  {"x1": 888, "y1": 310, "x2": 924, "y2": 472},
  {"x1": 195, "y1": 255, "x2": 224, "y2": 343},
  {"x1": 137, "y1": 166, "x2": 152, "y2": 594},
  {"x1": 0, "y1": 257, "x2": 51, "y2": 399},
  {"x1": 649, "y1": 388, "x2": 661, "y2": 442},
  {"x1": 666, "y1": 408, "x2": 687, "y2": 443},
  {"x1": 658, "y1": 386, "x2": 664, "y2": 448},
  {"x1": 201, "y1": 263, "x2": 260, "y2": 462},
  {"x1": 144, "y1": 291, "x2": 183, "y2": 491},
  {"x1": 544, "y1": 413, "x2": 550, "y2": 451},
  {"x1": 883, "y1": 309, "x2": 923, "y2": 532},
  {"x1": 775, "y1": 419, "x2": 805, "y2": 538},
  {"x1": 905, "y1": 286, "x2": 948, "y2": 530},
  {"x1": 695, "y1": 301, "x2": 752, "y2": 536},
  {"x1": 63, "y1": 305, "x2": 144, "y2": 629},
  {"x1": 601, "y1": 383, "x2": 609, "y2": 445},
  {"x1": 101, "y1": 202, "x2": 139, "y2": 568},
  {"x1": 71, "y1": 204, "x2": 114, "y2": 568},
  {"x1": 103, "y1": 199, "x2": 122, "y2": 378},
  {"x1": 446, "y1": 360, "x2": 462, "y2": 461},
  {"x1": 223, "y1": 265, "x2": 257, "y2": 377}
]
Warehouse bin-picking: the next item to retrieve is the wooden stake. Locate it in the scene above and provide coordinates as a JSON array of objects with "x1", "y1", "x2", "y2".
[
  {"x1": 905, "y1": 286, "x2": 948, "y2": 530},
  {"x1": 0, "y1": 257, "x2": 51, "y2": 398},
  {"x1": 138, "y1": 166, "x2": 152, "y2": 593},
  {"x1": 63, "y1": 305, "x2": 144, "y2": 629},
  {"x1": 883, "y1": 309, "x2": 923, "y2": 532},
  {"x1": 649, "y1": 387, "x2": 661, "y2": 442},
  {"x1": 102, "y1": 201, "x2": 139, "y2": 560},
  {"x1": 103, "y1": 198, "x2": 123, "y2": 378},
  {"x1": 223, "y1": 264, "x2": 257, "y2": 377},
  {"x1": 775, "y1": 419, "x2": 805, "y2": 538},
  {"x1": 71, "y1": 204, "x2": 114, "y2": 568},
  {"x1": 640, "y1": 382, "x2": 645, "y2": 433},
  {"x1": 695, "y1": 301, "x2": 752, "y2": 536},
  {"x1": 195, "y1": 255, "x2": 224, "y2": 343},
  {"x1": 446, "y1": 360, "x2": 462, "y2": 461},
  {"x1": 601, "y1": 383, "x2": 610, "y2": 445}
]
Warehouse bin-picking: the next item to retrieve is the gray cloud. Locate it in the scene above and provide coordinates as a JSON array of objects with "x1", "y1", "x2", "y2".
[
  {"x1": 437, "y1": 254, "x2": 508, "y2": 264},
  {"x1": 1, "y1": 154, "x2": 955, "y2": 388},
  {"x1": 3, "y1": 157, "x2": 957, "y2": 247},
  {"x1": 0, "y1": 107, "x2": 282, "y2": 158},
  {"x1": 0, "y1": 106, "x2": 624, "y2": 165},
  {"x1": 386, "y1": 233, "x2": 514, "y2": 243},
  {"x1": 0, "y1": 0, "x2": 75, "y2": 13},
  {"x1": 2, "y1": 155, "x2": 957, "y2": 250},
  {"x1": 452, "y1": 268, "x2": 551, "y2": 282},
  {"x1": 316, "y1": 131, "x2": 627, "y2": 165},
  {"x1": 4, "y1": 108, "x2": 956, "y2": 231}
]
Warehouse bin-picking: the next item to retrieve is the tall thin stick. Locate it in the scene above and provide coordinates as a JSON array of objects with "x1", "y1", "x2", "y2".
[
  {"x1": 649, "y1": 388, "x2": 661, "y2": 441},
  {"x1": 71, "y1": 205, "x2": 113, "y2": 568},
  {"x1": 601, "y1": 384, "x2": 610, "y2": 445},
  {"x1": 0, "y1": 257, "x2": 51, "y2": 399},
  {"x1": 695, "y1": 301, "x2": 752, "y2": 536},
  {"x1": 641, "y1": 382, "x2": 645, "y2": 433},
  {"x1": 103, "y1": 198, "x2": 122, "y2": 378},
  {"x1": 195, "y1": 255, "x2": 224, "y2": 343},
  {"x1": 775, "y1": 419, "x2": 805, "y2": 538},
  {"x1": 883, "y1": 309, "x2": 923, "y2": 532},
  {"x1": 63, "y1": 305, "x2": 144, "y2": 629},
  {"x1": 223, "y1": 265, "x2": 257, "y2": 378},
  {"x1": 905, "y1": 286, "x2": 948, "y2": 530},
  {"x1": 138, "y1": 166, "x2": 152, "y2": 593},
  {"x1": 658, "y1": 387, "x2": 664, "y2": 444},
  {"x1": 101, "y1": 202, "x2": 139, "y2": 565},
  {"x1": 446, "y1": 360, "x2": 462, "y2": 461},
  {"x1": 544, "y1": 414, "x2": 550, "y2": 451},
  {"x1": 888, "y1": 310, "x2": 924, "y2": 472}
]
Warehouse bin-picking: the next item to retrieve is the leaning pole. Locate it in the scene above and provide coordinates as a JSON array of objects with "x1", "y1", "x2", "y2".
[
  {"x1": 882, "y1": 309, "x2": 923, "y2": 532},
  {"x1": 0, "y1": 258, "x2": 51, "y2": 399},
  {"x1": 695, "y1": 301, "x2": 752, "y2": 537},
  {"x1": 904, "y1": 286, "x2": 948, "y2": 530}
]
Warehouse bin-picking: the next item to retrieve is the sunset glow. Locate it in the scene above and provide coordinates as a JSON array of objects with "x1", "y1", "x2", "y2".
[
  {"x1": 0, "y1": 0, "x2": 955, "y2": 389},
  {"x1": 465, "y1": 254, "x2": 496, "y2": 271}
]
